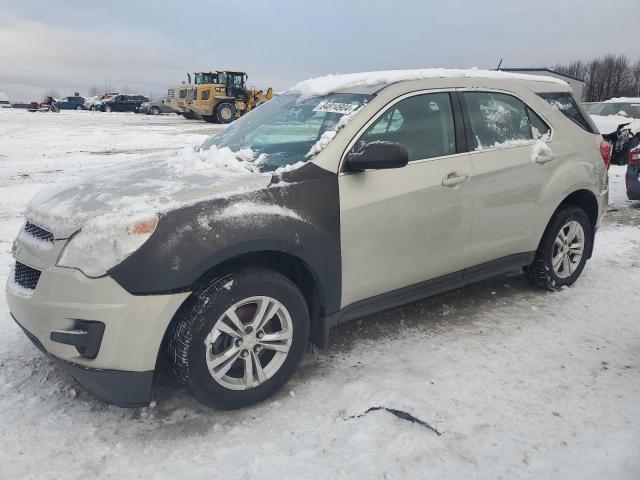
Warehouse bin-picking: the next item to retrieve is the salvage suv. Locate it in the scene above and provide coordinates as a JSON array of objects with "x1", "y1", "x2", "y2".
[{"x1": 7, "y1": 69, "x2": 609, "y2": 409}]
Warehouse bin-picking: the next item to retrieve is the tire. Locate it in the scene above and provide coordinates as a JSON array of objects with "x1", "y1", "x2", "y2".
[
  {"x1": 104, "y1": 105, "x2": 112, "y2": 113},
  {"x1": 215, "y1": 102, "x2": 236, "y2": 124},
  {"x1": 525, "y1": 206, "x2": 593, "y2": 291},
  {"x1": 150, "y1": 106, "x2": 160, "y2": 115},
  {"x1": 169, "y1": 268, "x2": 310, "y2": 409},
  {"x1": 76, "y1": 105, "x2": 83, "y2": 111}
]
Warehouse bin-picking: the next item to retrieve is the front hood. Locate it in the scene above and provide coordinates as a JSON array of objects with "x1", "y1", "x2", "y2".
[{"x1": 26, "y1": 149, "x2": 272, "y2": 238}]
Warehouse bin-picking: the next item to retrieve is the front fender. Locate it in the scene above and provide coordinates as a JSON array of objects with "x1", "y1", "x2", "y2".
[{"x1": 109, "y1": 163, "x2": 341, "y2": 313}]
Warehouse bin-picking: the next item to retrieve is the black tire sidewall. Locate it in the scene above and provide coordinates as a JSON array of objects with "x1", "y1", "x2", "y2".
[
  {"x1": 542, "y1": 207, "x2": 593, "y2": 287},
  {"x1": 151, "y1": 106, "x2": 160, "y2": 115},
  {"x1": 183, "y1": 269, "x2": 309, "y2": 409}
]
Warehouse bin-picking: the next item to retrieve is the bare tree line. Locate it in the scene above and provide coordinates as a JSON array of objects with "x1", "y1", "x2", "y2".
[{"x1": 553, "y1": 55, "x2": 640, "y2": 101}]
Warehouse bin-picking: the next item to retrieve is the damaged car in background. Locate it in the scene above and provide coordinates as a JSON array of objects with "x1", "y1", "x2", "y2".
[{"x1": 6, "y1": 69, "x2": 608, "y2": 409}]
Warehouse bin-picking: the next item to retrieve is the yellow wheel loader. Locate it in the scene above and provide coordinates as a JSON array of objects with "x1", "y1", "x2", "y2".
[{"x1": 167, "y1": 71, "x2": 273, "y2": 123}]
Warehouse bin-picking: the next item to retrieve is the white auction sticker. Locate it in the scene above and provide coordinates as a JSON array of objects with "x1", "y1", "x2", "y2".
[{"x1": 312, "y1": 100, "x2": 358, "y2": 115}]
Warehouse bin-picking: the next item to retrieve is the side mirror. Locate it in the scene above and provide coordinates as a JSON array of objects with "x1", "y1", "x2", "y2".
[{"x1": 345, "y1": 141, "x2": 409, "y2": 171}]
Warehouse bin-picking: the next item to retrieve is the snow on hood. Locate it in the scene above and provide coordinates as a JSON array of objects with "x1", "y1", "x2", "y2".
[
  {"x1": 26, "y1": 145, "x2": 273, "y2": 238},
  {"x1": 290, "y1": 68, "x2": 567, "y2": 98},
  {"x1": 590, "y1": 114, "x2": 640, "y2": 135}
]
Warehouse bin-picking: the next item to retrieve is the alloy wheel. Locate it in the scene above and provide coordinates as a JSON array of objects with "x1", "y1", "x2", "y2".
[
  {"x1": 204, "y1": 296, "x2": 293, "y2": 390},
  {"x1": 552, "y1": 220, "x2": 585, "y2": 278}
]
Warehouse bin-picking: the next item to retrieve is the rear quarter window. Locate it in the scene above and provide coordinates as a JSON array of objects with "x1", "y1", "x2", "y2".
[{"x1": 537, "y1": 92, "x2": 597, "y2": 133}]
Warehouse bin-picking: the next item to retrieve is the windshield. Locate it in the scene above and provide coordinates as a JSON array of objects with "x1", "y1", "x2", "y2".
[
  {"x1": 195, "y1": 73, "x2": 217, "y2": 84},
  {"x1": 201, "y1": 93, "x2": 371, "y2": 172},
  {"x1": 588, "y1": 102, "x2": 640, "y2": 118}
]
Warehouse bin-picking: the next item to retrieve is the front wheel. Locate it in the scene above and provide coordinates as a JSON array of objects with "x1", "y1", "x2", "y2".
[
  {"x1": 104, "y1": 105, "x2": 112, "y2": 113},
  {"x1": 169, "y1": 268, "x2": 310, "y2": 409},
  {"x1": 525, "y1": 206, "x2": 593, "y2": 291},
  {"x1": 150, "y1": 106, "x2": 160, "y2": 115},
  {"x1": 214, "y1": 102, "x2": 236, "y2": 124}
]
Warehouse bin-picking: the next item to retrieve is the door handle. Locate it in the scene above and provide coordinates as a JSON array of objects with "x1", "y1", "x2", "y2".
[
  {"x1": 534, "y1": 151, "x2": 554, "y2": 164},
  {"x1": 442, "y1": 173, "x2": 468, "y2": 187}
]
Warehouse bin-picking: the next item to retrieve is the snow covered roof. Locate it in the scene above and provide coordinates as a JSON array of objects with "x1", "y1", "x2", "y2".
[
  {"x1": 604, "y1": 97, "x2": 640, "y2": 104},
  {"x1": 290, "y1": 68, "x2": 568, "y2": 98}
]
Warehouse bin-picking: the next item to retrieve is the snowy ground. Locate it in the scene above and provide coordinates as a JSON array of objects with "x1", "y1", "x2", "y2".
[{"x1": 1, "y1": 109, "x2": 639, "y2": 479}]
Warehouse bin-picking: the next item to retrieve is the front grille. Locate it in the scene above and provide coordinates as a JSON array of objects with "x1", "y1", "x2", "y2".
[
  {"x1": 14, "y1": 262, "x2": 42, "y2": 290},
  {"x1": 24, "y1": 222, "x2": 54, "y2": 244}
]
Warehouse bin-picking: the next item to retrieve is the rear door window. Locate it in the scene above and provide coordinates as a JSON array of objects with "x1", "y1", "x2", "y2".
[
  {"x1": 462, "y1": 92, "x2": 535, "y2": 150},
  {"x1": 537, "y1": 92, "x2": 597, "y2": 133},
  {"x1": 352, "y1": 92, "x2": 456, "y2": 162}
]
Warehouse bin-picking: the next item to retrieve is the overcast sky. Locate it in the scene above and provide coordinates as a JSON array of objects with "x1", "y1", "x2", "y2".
[{"x1": 1, "y1": 0, "x2": 639, "y2": 101}]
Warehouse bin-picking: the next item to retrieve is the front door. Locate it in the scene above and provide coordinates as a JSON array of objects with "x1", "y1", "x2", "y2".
[{"x1": 339, "y1": 91, "x2": 474, "y2": 307}]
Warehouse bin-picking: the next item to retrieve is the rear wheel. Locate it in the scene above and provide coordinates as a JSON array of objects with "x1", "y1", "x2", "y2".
[
  {"x1": 104, "y1": 105, "x2": 112, "y2": 113},
  {"x1": 525, "y1": 206, "x2": 592, "y2": 291},
  {"x1": 75, "y1": 105, "x2": 83, "y2": 111},
  {"x1": 150, "y1": 106, "x2": 160, "y2": 115},
  {"x1": 169, "y1": 268, "x2": 310, "y2": 409},
  {"x1": 215, "y1": 102, "x2": 236, "y2": 124}
]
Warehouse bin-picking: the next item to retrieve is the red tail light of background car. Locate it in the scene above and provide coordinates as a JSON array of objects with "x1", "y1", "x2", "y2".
[{"x1": 599, "y1": 140, "x2": 612, "y2": 170}]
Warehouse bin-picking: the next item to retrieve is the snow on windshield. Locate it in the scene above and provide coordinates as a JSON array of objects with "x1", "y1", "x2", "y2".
[{"x1": 290, "y1": 68, "x2": 567, "y2": 98}]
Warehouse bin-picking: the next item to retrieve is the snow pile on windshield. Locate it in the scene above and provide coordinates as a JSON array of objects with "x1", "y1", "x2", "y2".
[
  {"x1": 173, "y1": 144, "x2": 267, "y2": 174},
  {"x1": 291, "y1": 68, "x2": 567, "y2": 98},
  {"x1": 306, "y1": 105, "x2": 364, "y2": 158}
]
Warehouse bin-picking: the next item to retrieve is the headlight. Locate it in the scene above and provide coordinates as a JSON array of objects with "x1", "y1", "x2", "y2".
[{"x1": 57, "y1": 214, "x2": 158, "y2": 277}]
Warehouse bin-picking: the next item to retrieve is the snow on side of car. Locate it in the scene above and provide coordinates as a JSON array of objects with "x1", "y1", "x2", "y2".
[
  {"x1": 290, "y1": 68, "x2": 567, "y2": 98},
  {"x1": 197, "y1": 200, "x2": 305, "y2": 231}
]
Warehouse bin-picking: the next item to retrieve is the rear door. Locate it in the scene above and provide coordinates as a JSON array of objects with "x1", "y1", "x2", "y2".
[
  {"x1": 339, "y1": 91, "x2": 473, "y2": 307},
  {"x1": 459, "y1": 90, "x2": 552, "y2": 264}
]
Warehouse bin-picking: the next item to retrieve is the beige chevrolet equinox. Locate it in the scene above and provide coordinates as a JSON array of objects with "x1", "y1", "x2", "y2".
[{"x1": 7, "y1": 69, "x2": 609, "y2": 409}]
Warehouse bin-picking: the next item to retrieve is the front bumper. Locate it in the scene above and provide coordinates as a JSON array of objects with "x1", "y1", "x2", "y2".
[
  {"x1": 13, "y1": 316, "x2": 154, "y2": 407},
  {"x1": 6, "y1": 243, "x2": 190, "y2": 406}
]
